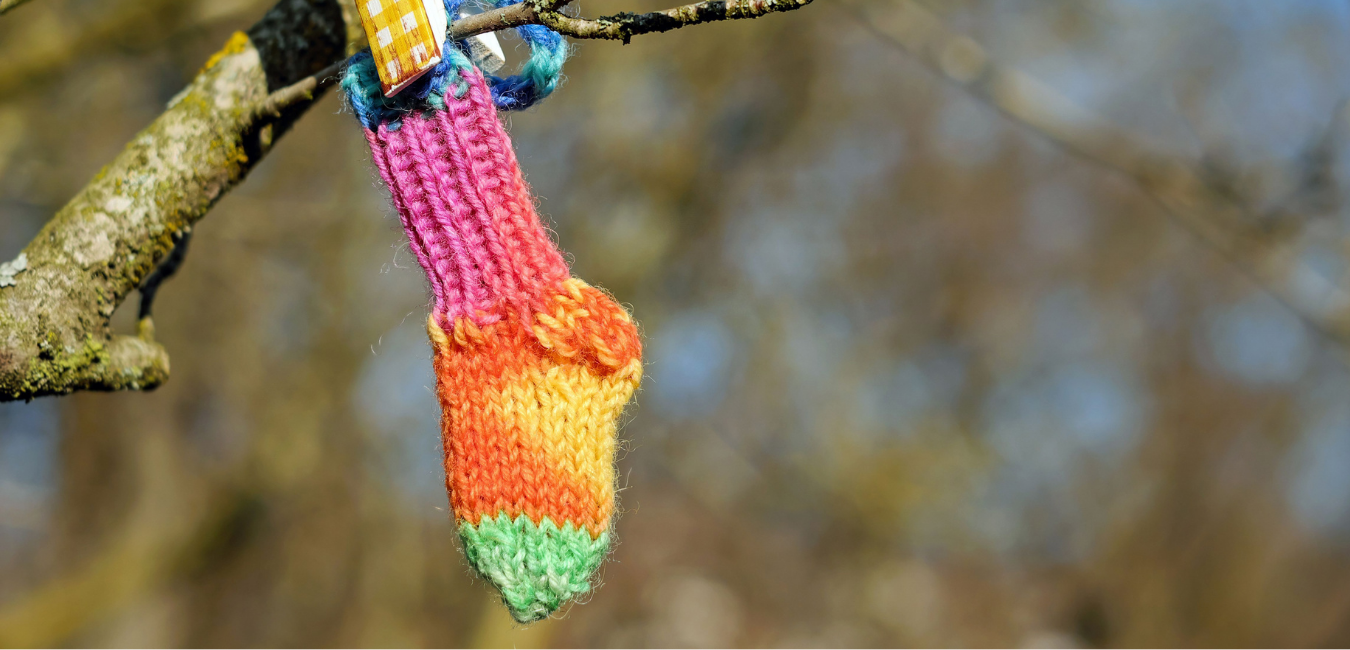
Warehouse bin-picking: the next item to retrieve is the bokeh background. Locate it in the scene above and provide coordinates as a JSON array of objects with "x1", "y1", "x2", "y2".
[{"x1": 4, "y1": 0, "x2": 1350, "y2": 646}]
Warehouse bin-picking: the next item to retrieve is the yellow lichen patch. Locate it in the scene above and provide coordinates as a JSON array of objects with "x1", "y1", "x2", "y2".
[{"x1": 200, "y1": 31, "x2": 252, "y2": 75}]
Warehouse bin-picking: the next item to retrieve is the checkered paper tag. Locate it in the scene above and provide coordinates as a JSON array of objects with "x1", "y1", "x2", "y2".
[{"x1": 358, "y1": 0, "x2": 449, "y2": 96}]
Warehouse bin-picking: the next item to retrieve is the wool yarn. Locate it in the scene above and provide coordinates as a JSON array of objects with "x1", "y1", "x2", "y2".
[
  {"x1": 344, "y1": 15, "x2": 642, "y2": 623},
  {"x1": 346, "y1": 0, "x2": 568, "y2": 125}
]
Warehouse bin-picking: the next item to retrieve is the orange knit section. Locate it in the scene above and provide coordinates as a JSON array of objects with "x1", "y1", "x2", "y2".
[
  {"x1": 443, "y1": 414, "x2": 610, "y2": 533},
  {"x1": 431, "y1": 280, "x2": 642, "y2": 538},
  {"x1": 527, "y1": 279, "x2": 643, "y2": 373}
]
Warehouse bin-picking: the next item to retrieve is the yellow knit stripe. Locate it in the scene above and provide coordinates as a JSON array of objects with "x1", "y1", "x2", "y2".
[{"x1": 484, "y1": 356, "x2": 642, "y2": 510}]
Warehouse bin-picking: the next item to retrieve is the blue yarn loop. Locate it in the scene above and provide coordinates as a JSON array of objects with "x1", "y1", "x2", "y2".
[
  {"x1": 343, "y1": 0, "x2": 569, "y2": 129},
  {"x1": 478, "y1": 0, "x2": 567, "y2": 110}
]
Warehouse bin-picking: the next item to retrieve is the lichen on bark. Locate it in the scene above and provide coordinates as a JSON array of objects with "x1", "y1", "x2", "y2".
[{"x1": 0, "y1": 5, "x2": 346, "y2": 401}]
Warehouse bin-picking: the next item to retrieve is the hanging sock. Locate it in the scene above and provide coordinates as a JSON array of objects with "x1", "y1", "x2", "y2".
[{"x1": 343, "y1": 12, "x2": 642, "y2": 623}]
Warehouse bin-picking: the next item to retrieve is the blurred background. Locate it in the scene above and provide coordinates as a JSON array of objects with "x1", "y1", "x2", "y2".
[{"x1": 3, "y1": 0, "x2": 1350, "y2": 646}]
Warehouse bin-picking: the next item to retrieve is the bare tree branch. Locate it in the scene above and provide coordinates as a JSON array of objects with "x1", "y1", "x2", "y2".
[
  {"x1": 0, "y1": 0, "x2": 354, "y2": 401},
  {"x1": 265, "y1": 0, "x2": 815, "y2": 117},
  {"x1": 0, "y1": 0, "x2": 816, "y2": 401},
  {"x1": 851, "y1": 0, "x2": 1350, "y2": 353},
  {"x1": 532, "y1": 0, "x2": 815, "y2": 43}
]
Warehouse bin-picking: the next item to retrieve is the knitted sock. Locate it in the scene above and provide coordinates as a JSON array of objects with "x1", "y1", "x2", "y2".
[{"x1": 344, "y1": 51, "x2": 642, "y2": 622}]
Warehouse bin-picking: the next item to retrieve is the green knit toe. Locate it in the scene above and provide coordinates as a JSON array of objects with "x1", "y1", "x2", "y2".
[{"x1": 459, "y1": 514, "x2": 610, "y2": 623}]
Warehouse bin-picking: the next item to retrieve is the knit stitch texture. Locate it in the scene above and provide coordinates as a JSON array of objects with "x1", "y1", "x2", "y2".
[{"x1": 346, "y1": 50, "x2": 641, "y2": 622}]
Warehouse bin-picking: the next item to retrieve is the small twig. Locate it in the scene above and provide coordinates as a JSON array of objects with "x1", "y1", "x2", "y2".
[
  {"x1": 532, "y1": 0, "x2": 815, "y2": 43},
  {"x1": 458, "y1": 2, "x2": 540, "y2": 35}
]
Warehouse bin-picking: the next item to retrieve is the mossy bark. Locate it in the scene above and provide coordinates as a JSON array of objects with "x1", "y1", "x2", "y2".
[{"x1": 0, "y1": 1, "x2": 357, "y2": 401}]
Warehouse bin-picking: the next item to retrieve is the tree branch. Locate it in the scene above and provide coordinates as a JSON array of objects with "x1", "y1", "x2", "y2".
[
  {"x1": 0, "y1": 0, "x2": 353, "y2": 401},
  {"x1": 851, "y1": 0, "x2": 1350, "y2": 354},
  {"x1": 263, "y1": 0, "x2": 815, "y2": 116},
  {"x1": 531, "y1": 0, "x2": 815, "y2": 43},
  {"x1": 0, "y1": 0, "x2": 815, "y2": 402}
]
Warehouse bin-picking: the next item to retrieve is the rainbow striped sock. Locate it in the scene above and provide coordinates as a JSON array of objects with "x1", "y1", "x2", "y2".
[{"x1": 346, "y1": 54, "x2": 641, "y2": 622}]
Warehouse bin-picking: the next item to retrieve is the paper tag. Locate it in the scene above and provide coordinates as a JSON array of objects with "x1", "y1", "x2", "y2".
[{"x1": 357, "y1": 0, "x2": 449, "y2": 96}]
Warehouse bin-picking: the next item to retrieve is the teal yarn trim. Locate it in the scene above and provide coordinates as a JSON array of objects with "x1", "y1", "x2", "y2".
[
  {"x1": 475, "y1": 0, "x2": 570, "y2": 110},
  {"x1": 508, "y1": 31, "x2": 568, "y2": 105},
  {"x1": 459, "y1": 514, "x2": 610, "y2": 623},
  {"x1": 342, "y1": 45, "x2": 477, "y2": 130}
]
